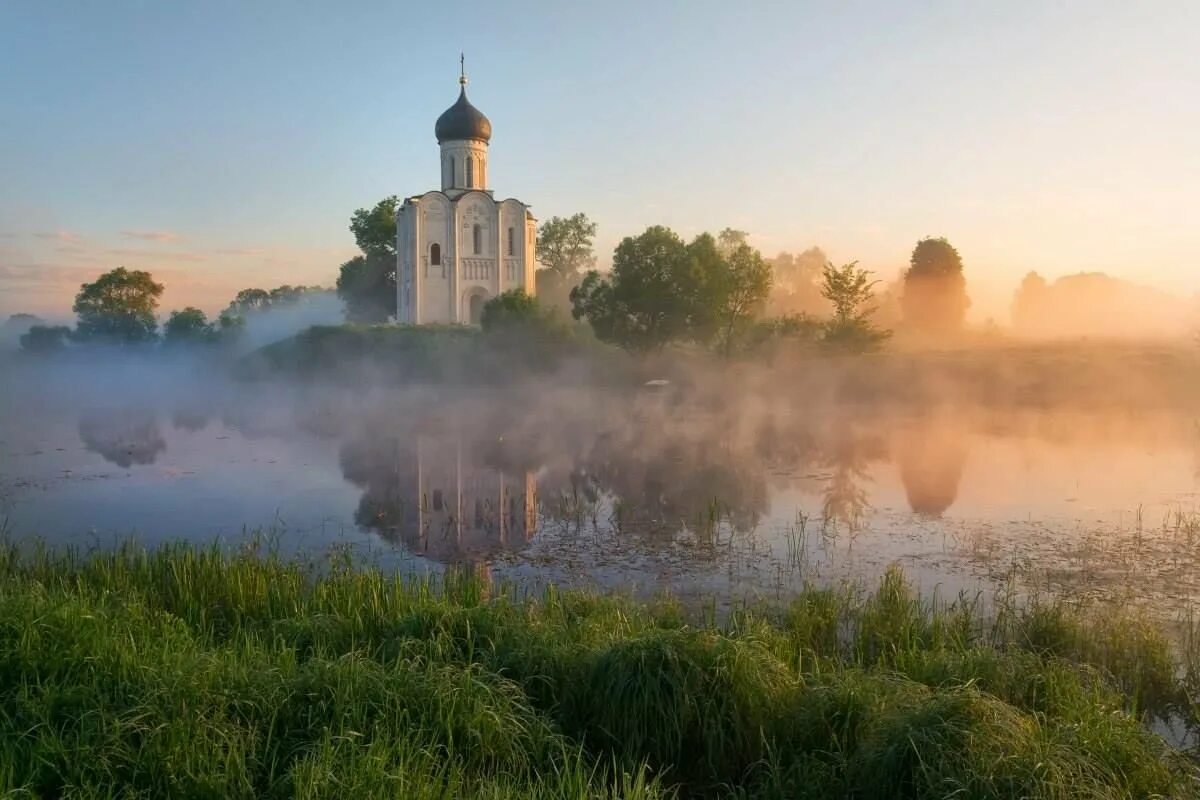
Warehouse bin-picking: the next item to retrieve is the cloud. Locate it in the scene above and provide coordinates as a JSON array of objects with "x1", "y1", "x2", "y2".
[
  {"x1": 0, "y1": 263, "x2": 99, "y2": 286},
  {"x1": 211, "y1": 247, "x2": 267, "y2": 257},
  {"x1": 120, "y1": 229, "x2": 186, "y2": 243},
  {"x1": 33, "y1": 230, "x2": 84, "y2": 244},
  {"x1": 106, "y1": 248, "x2": 206, "y2": 263}
]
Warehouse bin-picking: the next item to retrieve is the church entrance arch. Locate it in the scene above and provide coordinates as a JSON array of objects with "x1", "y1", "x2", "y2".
[{"x1": 465, "y1": 288, "x2": 489, "y2": 326}]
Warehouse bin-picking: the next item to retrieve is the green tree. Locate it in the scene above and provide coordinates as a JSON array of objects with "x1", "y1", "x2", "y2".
[
  {"x1": 711, "y1": 240, "x2": 772, "y2": 354},
  {"x1": 571, "y1": 226, "x2": 696, "y2": 352},
  {"x1": 338, "y1": 196, "x2": 399, "y2": 322},
  {"x1": 224, "y1": 285, "x2": 322, "y2": 320},
  {"x1": 227, "y1": 288, "x2": 271, "y2": 314},
  {"x1": 163, "y1": 307, "x2": 217, "y2": 345},
  {"x1": 350, "y1": 196, "x2": 399, "y2": 257},
  {"x1": 537, "y1": 213, "x2": 597, "y2": 278},
  {"x1": 820, "y1": 261, "x2": 890, "y2": 352},
  {"x1": 901, "y1": 237, "x2": 970, "y2": 333},
  {"x1": 19, "y1": 325, "x2": 71, "y2": 354},
  {"x1": 72, "y1": 267, "x2": 164, "y2": 344},
  {"x1": 536, "y1": 213, "x2": 597, "y2": 313},
  {"x1": 571, "y1": 226, "x2": 773, "y2": 354}
]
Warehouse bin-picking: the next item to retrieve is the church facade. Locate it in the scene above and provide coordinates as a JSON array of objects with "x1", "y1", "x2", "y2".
[{"x1": 395, "y1": 68, "x2": 537, "y2": 325}]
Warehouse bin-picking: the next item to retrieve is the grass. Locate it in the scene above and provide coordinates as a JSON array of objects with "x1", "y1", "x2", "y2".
[
  {"x1": 232, "y1": 323, "x2": 617, "y2": 385},
  {"x1": 0, "y1": 541, "x2": 1196, "y2": 798}
]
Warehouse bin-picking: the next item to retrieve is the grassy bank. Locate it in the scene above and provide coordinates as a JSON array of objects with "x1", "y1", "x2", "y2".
[
  {"x1": 233, "y1": 323, "x2": 610, "y2": 384},
  {"x1": 0, "y1": 543, "x2": 1196, "y2": 798}
]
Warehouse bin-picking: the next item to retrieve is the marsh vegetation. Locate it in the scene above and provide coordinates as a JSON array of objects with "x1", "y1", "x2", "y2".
[{"x1": 1, "y1": 542, "x2": 1197, "y2": 798}]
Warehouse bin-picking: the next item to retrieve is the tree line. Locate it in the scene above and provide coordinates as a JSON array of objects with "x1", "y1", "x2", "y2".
[
  {"x1": 16, "y1": 193, "x2": 969, "y2": 358},
  {"x1": 19, "y1": 270, "x2": 325, "y2": 354},
  {"x1": 334, "y1": 195, "x2": 971, "y2": 356}
]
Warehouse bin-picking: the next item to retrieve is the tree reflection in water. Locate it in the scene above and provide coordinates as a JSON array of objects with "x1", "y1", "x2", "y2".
[
  {"x1": 896, "y1": 416, "x2": 968, "y2": 517},
  {"x1": 331, "y1": 386, "x2": 980, "y2": 564},
  {"x1": 78, "y1": 409, "x2": 166, "y2": 468},
  {"x1": 818, "y1": 422, "x2": 885, "y2": 532}
]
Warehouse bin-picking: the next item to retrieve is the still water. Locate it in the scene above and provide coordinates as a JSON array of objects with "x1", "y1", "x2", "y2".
[{"x1": 3, "y1": 365, "x2": 1200, "y2": 618}]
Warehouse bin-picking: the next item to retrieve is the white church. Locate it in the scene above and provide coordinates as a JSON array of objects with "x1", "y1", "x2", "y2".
[{"x1": 395, "y1": 64, "x2": 537, "y2": 325}]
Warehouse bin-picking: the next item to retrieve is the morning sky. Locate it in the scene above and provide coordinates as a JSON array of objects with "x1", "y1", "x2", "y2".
[{"x1": 2, "y1": 0, "x2": 1197, "y2": 321}]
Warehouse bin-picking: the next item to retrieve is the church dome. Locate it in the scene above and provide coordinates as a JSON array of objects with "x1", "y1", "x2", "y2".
[{"x1": 435, "y1": 86, "x2": 492, "y2": 144}]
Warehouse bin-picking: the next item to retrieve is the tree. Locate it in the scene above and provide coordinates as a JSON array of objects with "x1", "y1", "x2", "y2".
[
  {"x1": 716, "y1": 228, "x2": 749, "y2": 256},
  {"x1": 901, "y1": 237, "x2": 969, "y2": 333},
  {"x1": 767, "y1": 247, "x2": 830, "y2": 317},
  {"x1": 1011, "y1": 271, "x2": 1048, "y2": 333},
  {"x1": 338, "y1": 196, "x2": 399, "y2": 322},
  {"x1": 571, "y1": 226, "x2": 773, "y2": 354},
  {"x1": 350, "y1": 195, "x2": 399, "y2": 257},
  {"x1": 72, "y1": 267, "x2": 164, "y2": 344},
  {"x1": 536, "y1": 213, "x2": 597, "y2": 314},
  {"x1": 224, "y1": 285, "x2": 323, "y2": 319},
  {"x1": 164, "y1": 307, "x2": 217, "y2": 345},
  {"x1": 711, "y1": 240, "x2": 772, "y2": 354},
  {"x1": 2, "y1": 313, "x2": 43, "y2": 347},
  {"x1": 537, "y1": 213, "x2": 596, "y2": 278},
  {"x1": 19, "y1": 325, "x2": 71, "y2": 354},
  {"x1": 226, "y1": 288, "x2": 271, "y2": 315},
  {"x1": 571, "y1": 226, "x2": 697, "y2": 352},
  {"x1": 820, "y1": 261, "x2": 890, "y2": 352}
]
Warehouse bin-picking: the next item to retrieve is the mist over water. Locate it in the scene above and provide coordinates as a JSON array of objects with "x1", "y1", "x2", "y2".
[{"x1": 3, "y1": 337, "x2": 1200, "y2": 619}]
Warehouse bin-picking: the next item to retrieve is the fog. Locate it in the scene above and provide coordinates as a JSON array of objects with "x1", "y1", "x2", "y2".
[{"x1": 3, "y1": 322, "x2": 1200, "y2": 614}]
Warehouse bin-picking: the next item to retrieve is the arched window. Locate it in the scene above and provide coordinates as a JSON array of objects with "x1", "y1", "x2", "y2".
[
  {"x1": 507, "y1": 227, "x2": 515, "y2": 256},
  {"x1": 429, "y1": 242, "x2": 441, "y2": 266},
  {"x1": 472, "y1": 223, "x2": 482, "y2": 255},
  {"x1": 466, "y1": 156, "x2": 475, "y2": 187},
  {"x1": 448, "y1": 157, "x2": 455, "y2": 187}
]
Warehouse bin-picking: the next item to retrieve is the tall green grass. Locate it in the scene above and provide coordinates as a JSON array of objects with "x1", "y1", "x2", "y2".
[{"x1": 0, "y1": 541, "x2": 1194, "y2": 798}]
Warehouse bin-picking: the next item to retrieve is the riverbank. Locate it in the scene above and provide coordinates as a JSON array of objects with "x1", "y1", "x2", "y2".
[{"x1": 0, "y1": 541, "x2": 1195, "y2": 798}]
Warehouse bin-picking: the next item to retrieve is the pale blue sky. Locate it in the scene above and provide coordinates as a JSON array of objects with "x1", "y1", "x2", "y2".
[{"x1": 2, "y1": 1, "x2": 1197, "y2": 320}]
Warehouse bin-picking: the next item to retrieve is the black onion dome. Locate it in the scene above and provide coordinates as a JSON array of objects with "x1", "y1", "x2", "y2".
[{"x1": 435, "y1": 87, "x2": 492, "y2": 143}]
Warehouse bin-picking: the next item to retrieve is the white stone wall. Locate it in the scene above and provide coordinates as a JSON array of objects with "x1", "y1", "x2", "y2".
[{"x1": 440, "y1": 140, "x2": 488, "y2": 191}]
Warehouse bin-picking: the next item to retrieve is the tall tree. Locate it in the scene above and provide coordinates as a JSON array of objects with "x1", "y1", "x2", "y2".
[
  {"x1": 901, "y1": 237, "x2": 969, "y2": 333},
  {"x1": 350, "y1": 196, "x2": 399, "y2": 257},
  {"x1": 687, "y1": 232, "x2": 772, "y2": 351},
  {"x1": 537, "y1": 213, "x2": 597, "y2": 278},
  {"x1": 72, "y1": 267, "x2": 164, "y2": 344},
  {"x1": 338, "y1": 196, "x2": 399, "y2": 322},
  {"x1": 536, "y1": 213, "x2": 597, "y2": 314},
  {"x1": 571, "y1": 226, "x2": 696, "y2": 352},
  {"x1": 713, "y1": 241, "x2": 772, "y2": 354}
]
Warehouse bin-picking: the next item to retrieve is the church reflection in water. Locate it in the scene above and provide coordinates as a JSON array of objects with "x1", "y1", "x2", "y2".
[
  {"x1": 340, "y1": 431, "x2": 536, "y2": 565},
  {"x1": 336, "y1": 408, "x2": 978, "y2": 563}
]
